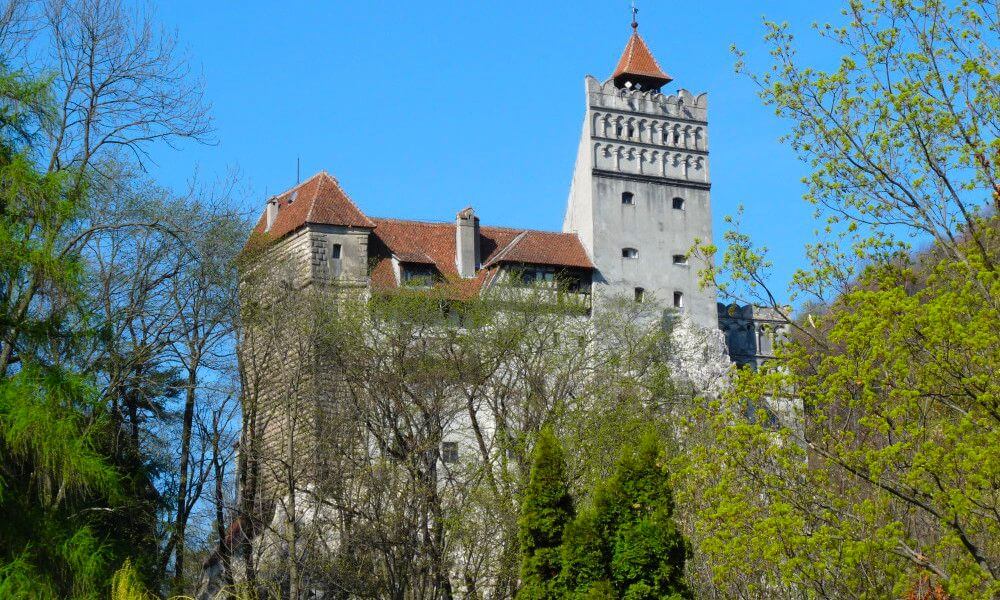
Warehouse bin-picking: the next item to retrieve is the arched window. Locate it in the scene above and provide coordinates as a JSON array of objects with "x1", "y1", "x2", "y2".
[
  {"x1": 622, "y1": 247, "x2": 638, "y2": 259},
  {"x1": 672, "y1": 197, "x2": 685, "y2": 210},
  {"x1": 621, "y1": 191, "x2": 635, "y2": 205}
]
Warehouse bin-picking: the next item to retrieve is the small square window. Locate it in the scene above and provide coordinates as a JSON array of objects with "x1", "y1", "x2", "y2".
[
  {"x1": 672, "y1": 197, "x2": 685, "y2": 210},
  {"x1": 634, "y1": 287, "x2": 645, "y2": 303},
  {"x1": 621, "y1": 192, "x2": 635, "y2": 205},
  {"x1": 442, "y1": 441, "x2": 459, "y2": 464},
  {"x1": 331, "y1": 243, "x2": 342, "y2": 259},
  {"x1": 672, "y1": 254, "x2": 688, "y2": 265},
  {"x1": 673, "y1": 291, "x2": 684, "y2": 308},
  {"x1": 622, "y1": 247, "x2": 638, "y2": 259}
]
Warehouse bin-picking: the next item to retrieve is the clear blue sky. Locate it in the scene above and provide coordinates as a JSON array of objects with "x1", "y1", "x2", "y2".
[{"x1": 149, "y1": 1, "x2": 852, "y2": 301}]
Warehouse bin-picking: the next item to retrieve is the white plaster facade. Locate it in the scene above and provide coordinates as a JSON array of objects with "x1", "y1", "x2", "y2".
[{"x1": 564, "y1": 78, "x2": 717, "y2": 329}]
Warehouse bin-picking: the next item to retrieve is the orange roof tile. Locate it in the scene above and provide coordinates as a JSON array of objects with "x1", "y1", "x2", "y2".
[
  {"x1": 611, "y1": 32, "x2": 672, "y2": 87},
  {"x1": 242, "y1": 169, "x2": 594, "y2": 294},
  {"x1": 367, "y1": 218, "x2": 593, "y2": 293},
  {"x1": 248, "y1": 171, "x2": 375, "y2": 244}
]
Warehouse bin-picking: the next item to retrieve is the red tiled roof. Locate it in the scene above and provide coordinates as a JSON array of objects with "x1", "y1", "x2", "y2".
[
  {"x1": 611, "y1": 32, "x2": 672, "y2": 86},
  {"x1": 368, "y1": 218, "x2": 593, "y2": 292},
  {"x1": 242, "y1": 169, "x2": 593, "y2": 293},
  {"x1": 249, "y1": 171, "x2": 375, "y2": 243}
]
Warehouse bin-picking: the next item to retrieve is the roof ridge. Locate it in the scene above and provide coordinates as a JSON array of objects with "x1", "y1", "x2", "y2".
[
  {"x1": 274, "y1": 170, "x2": 324, "y2": 200},
  {"x1": 372, "y1": 216, "x2": 581, "y2": 238}
]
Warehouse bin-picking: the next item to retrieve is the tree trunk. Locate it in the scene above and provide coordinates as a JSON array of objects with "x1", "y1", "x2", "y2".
[
  {"x1": 173, "y1": 354, "x2": 200, "y2": 593},
  {"x1": 212, "y1": 409, "x2": 233, "y2": 589}
]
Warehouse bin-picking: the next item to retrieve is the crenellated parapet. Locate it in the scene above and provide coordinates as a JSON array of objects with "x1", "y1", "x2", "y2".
[{"x1": 585, "y1": 76, "x2": 707, "y2": 122}]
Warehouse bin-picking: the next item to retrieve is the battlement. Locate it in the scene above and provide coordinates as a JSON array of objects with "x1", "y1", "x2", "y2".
[{"x1": 585, "y1": 76, "x2": 707, "y2": 122}]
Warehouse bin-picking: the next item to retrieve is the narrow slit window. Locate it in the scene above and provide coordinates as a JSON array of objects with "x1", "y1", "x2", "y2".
[
  {"x1": 634, "y1": 287, "x2": 645, "y2": 303},
  {"x1": 442, "y1": 441, "x2": 459, "y2": 464},
  {"x1": 331, "y1": 243, "x2": 342, "y2": 259},
  {"x1": 672, "y1": 197, "x2": 685, "y2": 210},
  {"x1": 672, "y1": 254, "x2": 688, "y2": 265},
  {"x1": 622, "y1": 247, "x2": 638, "y2": 259},
  {"x1": 673, "y1": 291, "x2": 684, "y2": 308},
  {"x1": 621, "y1": 191, "x2": 635, "y2": 205}
]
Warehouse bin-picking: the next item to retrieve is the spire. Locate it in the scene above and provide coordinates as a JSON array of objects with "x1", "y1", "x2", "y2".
[{"x1": 611, "y1": 5, "x2": 672, "y2": 91}]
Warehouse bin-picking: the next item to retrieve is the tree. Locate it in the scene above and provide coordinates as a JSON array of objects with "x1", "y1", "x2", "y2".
[
  {"x1": 682, "y1": 0, "x2": 1000, "y2": 597},
  {"x1": 563, "y1": 432, "x2": 691, "y2": 600},
  {"x1": 0, "y1": 64, "x2": 134, "y2": 598},
  {"x1": 0, "y1": 1, "x2": 225, "y2": 594},
  {"x1": 517, "y1": 427, "x2": 574, "y2": 600}
]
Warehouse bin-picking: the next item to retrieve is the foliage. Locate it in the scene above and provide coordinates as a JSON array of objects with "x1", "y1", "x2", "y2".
[
  {"x1": 517, "y1": 427, "x2": 575, "y2": 599},
  {"x1": 0, "y1": 65, "x2": 131, "y2": 598},
  {"x1": 110, "y1": 560, "x2": 156, "y2": 600},
  {"x1": 683, "y1": 230, "x2": 1000, "y2": 598},
  {"x1": 684, "y1": 1, "x2": 1000, "y2": 597},
  {"x1": 564, "y1": 432, "x2": 691, "y2": 600}
]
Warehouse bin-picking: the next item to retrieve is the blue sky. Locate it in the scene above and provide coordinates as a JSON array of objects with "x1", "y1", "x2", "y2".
[{"x1": 149, "y1": 1, "x2": 853, "y2": 301}]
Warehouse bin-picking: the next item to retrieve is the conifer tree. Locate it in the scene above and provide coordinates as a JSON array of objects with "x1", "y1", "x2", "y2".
[
  {"x1": 563, "y1": 432, "x2": 691, "y2": 599},
  {"x1": 0, "y1": 66, "x2": 142, "y2": 597},
  {"x1": 517, "y1": 427, "x2": 575, "y2": 599}
]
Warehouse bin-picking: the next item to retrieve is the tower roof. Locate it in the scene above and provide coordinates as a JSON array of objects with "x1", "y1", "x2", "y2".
[{"x1": 611, "y1": 31, "x2": 672, "y2": 90}]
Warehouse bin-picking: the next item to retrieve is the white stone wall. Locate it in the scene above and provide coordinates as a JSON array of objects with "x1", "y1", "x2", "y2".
[{"x1": 564, "y1": 76, "x2": 718, "y2": 329}]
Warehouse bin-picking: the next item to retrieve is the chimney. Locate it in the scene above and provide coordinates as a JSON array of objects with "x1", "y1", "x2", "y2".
[
  {"x1": 264, "y1": 196, "x2": 279, "y2": 232},
  {"x1": 455, "y1": 206, "x2": 480, "y2": 278}
]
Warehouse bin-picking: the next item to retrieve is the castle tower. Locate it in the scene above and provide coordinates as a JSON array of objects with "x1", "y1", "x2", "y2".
[{"x1": 563, "y1": 20, "x2": 717, "y2": 328}]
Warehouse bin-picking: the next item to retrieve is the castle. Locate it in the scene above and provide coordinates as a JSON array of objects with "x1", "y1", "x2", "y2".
[
  {"x1": 223, "y1": 21, "x2": 785, "y2": 598},
  {"x1": 245, "y1": 23, "x2": 778, "y2": 364}
]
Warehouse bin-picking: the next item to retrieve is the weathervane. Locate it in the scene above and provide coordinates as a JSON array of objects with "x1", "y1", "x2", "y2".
[{"x1": 631, "y1": 0, "x2": 639, "y2": 31}]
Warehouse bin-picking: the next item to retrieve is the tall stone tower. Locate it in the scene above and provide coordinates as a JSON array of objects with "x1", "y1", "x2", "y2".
[{"x1": 563, "y1": 20, "x2": 716, "y2": 328}]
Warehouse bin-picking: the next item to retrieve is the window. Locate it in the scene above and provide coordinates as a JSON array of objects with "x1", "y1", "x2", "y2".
[
  {"x1": 621, "y1": 191, "x2": 635, "y2": 205},
  {"x1": 627, "y1": 124, "x2": 635, "y2": 138},
  {"x1": 331, "y1": 243, "x2": 342, "y2": 259},
  {"x1": 521, "y1": 267, "x2": 555, "y2": 286},
  {"x1": 442, "y1": 441, "x2": 459, "y2": 464},
  {"x1": 672, "y1": 254, "x2": 688, "y2": 265},
  {"x1": 634, "y1": 287, "x2": 645, "y2": 302},
  {"x1": 402, "y1": 264, "x2": 438, "y2": 286},
  {"x1": 622, "y1": 247, "x2": 638, "y2": 259},
  {"x1": 672, "y1": 197, "x2": 685, "y2": 210},
  {"x1": 615, "y1": 124, "x2": 623, "y2": 137},
  {"x1": 673, "y1": 291, "x2": 684, "y2": 308}
]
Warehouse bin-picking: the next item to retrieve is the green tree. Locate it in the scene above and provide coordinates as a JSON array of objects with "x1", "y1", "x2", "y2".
[
  {"x1": 517, "y1": 427, "x2": 575, "y2": 599},
  {"x1": 564, "y1": 433, "x2": 691, "y2": 600},
  {"x1": 682, "y1": 0, "x2": 1000, "y2": 597},
  {"x1": 0, "y1": 65, "x2": 132, "y2": 598}
]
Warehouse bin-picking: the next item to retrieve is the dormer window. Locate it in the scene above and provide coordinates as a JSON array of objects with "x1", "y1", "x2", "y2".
[
  {"x1": 402, "y1": 264, "x2": 438, "y2": 287},
  {"x1": 331, "y1": 243, "x2": 342, "y2": 259},
  {"x1": 672, "y1": 197, "x2": 685, "y2": 210},
  {"x1": 672, "y1": 254, "x2": 688, "y2": 265},
  {"x1": 621, "y1": 192, "x2": 635, "y2": 205},
  {"x1": 621, "y1": 247, "x2": 638, "y2": 259}
]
